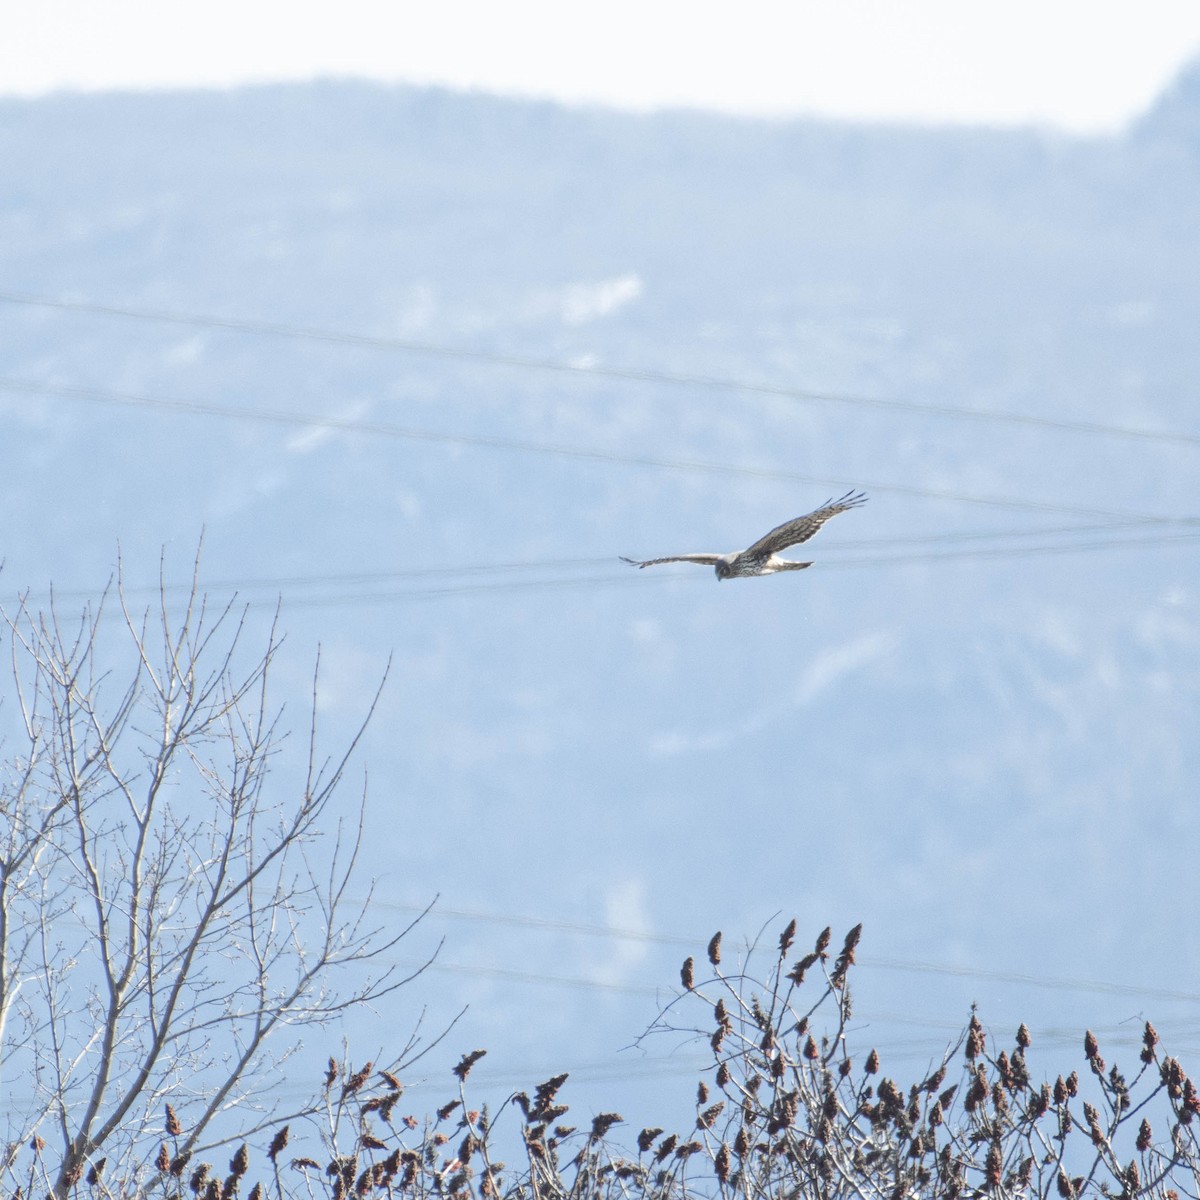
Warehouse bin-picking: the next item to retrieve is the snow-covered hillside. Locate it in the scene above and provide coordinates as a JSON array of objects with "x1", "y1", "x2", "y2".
[{"x1": 1, "y1": 71, "x2": 1197, "y2": 1132}]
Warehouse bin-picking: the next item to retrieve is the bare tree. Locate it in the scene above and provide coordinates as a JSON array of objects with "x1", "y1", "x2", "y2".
[{"x1": 0, "y1": 554, "x2": 434, "y2": 1199}]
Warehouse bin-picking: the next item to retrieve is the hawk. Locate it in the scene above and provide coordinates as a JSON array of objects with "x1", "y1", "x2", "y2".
[{"x1": 621, "y1": 490, "x2": 866, "y2": 580}]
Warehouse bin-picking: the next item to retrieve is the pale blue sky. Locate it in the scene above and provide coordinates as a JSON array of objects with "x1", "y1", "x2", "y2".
[{"x1": 5, "y1": 0, "x2": 1200, "y2": 131}]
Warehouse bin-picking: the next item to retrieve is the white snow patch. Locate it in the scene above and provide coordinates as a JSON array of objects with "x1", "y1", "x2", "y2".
[
  {"x1": 791, "y1": 631, "x2": 897, "y2": 706},
  {"x1": 588, "y1": 879, "x2": 653, "y2": 988},
  {"x1": 561, "y1": 274, "x2": 642, "y2": 325},
  {"x1": 285, "y1": 399, "x2": 371, "y2": 454}
]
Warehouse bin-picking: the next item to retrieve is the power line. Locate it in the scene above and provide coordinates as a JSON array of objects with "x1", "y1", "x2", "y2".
[
  {"x1": 30, "y1": 519, "x2": 1194, "y2": 601},
  {"x1": 2, "y1": 375, "x2": 1193, "y2": 525},
  {"x1": 11, "y1": 527, "x2": 1198, "y2": 615},
  {"x1": 378, "y1": 902, "x2": 1200, "y2": 1007},
  {"x1": 13, "y1": 532, "x2": 1197, "y2": 615},
  {"x1": 3, "y1": 288, "x2": 1198, "y2": 449}
]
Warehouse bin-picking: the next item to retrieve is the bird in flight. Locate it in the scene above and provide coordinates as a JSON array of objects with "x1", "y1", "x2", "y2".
[{"x1": 621, "y1": 490, "x2": 867, "y2": 580}]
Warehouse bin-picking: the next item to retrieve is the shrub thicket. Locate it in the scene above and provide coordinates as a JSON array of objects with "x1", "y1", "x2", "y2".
[{"x1": 14, "y1": 921, "x2": 1190, "y2": 1200}]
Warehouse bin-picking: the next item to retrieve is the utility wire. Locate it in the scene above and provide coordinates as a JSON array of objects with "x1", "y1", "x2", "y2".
[
  {"x1": 35, "y1": 519, "x2": 1185, "y2": 598},
  {"x1": 12, "y1": 527, "x2": 1198, "y2": 614},
  {"x1": 2, "y1": 288, "x2": 1198, "y2": 449},
  {"x1": 14, "y1": 531, "x2": 1197, "y2": 614},
  {"x1": 2, "y1": 375, "x2": 1193, "y2": 525},
  {"x1": 378, "y1": 902, "x2": 1200, "y2": 1007}
]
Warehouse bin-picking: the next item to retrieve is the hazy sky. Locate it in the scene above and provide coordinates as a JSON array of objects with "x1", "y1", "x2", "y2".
[{"x1": 5, "y1": 1, "x2": 1200, "y2": 131}]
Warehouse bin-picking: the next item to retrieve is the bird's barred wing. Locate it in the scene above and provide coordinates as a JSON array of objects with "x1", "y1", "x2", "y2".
[
  {"x1": 620, "y1": 554, "x2": 723, "y2": 569},
  {"x1": 743, "y1": 490, "x2": 867, "y2": 557}
]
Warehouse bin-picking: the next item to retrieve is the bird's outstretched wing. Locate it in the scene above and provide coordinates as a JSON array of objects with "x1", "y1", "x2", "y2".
[
  {"x1": 620, "y1": 554, "x2": 723, "y2": 569},
  {"x1": 743, "y1": 490, "x2": 867, "y2": 557}
]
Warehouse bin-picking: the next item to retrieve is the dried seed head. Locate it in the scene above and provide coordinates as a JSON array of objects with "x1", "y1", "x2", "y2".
[
  {"x1": 778, "y1": 919, "x2": 797, "y2": 958},
  {"x1": 590, "y1": 1113, "x2": 623, "y2": 1139},
  {"x1": 325, "y1": 1058, "x2": 338, "y2": 1090},
  {"x1": 230, "y1": 1146, "x2": 249, "y2": 1178},
  {"x1": 1084, "y1": 1031, "x2": 1099, "y2": 1061},
  {"x1": 87, "y1": 1159, "x2": 106, "y2": 1187},
  {"x1": 965, "y1": 1015, "x2": 985, "y2": 1060},
  {"x1": 965, "y1": 1067, "x2": 988, "y2": 1113},
  {"x1": 268, "y1": 1128, "x2": 289, "y2": 1164},
  {"x1": 716, "y1": 1061, "x2": 731, "y2": 1087},
  {"x1": 343, "y1": 1062, "x2": 373, "y2": 1096},
  {"x1": 453, "y1": 1050, "x2": 487, "y2": 1081},
  {"x1": 157, "y1": 1145, "x2": 172, "y2": 1174},
  {"x1": 831, "y1": 924, "x2": 862, "y2": 987},
  {"x1": 815, "y1": 927, "x2": 832, "y2": 957},
  {"x1": 707, "y1": 932, "x2": 722, "y2": 967},
  {"x1": 788, "y1": 952, "x2": 818, "y2": 986},
  {"x1": 996, "y1": 1051, "x2": 1013, "y2": 1089},
  {"x1": 166, "y1": 1104, "x2": 183, "y2": 1137},
  {"x1": 637, "y1": 1128, "x2": 662, "y2": 1154},
  {"x1": 680, "y1": 957, "x2": 695, "y2": 990},
  {"x1": 865, "y1": 1049, "x2": 880, "y2": 1074},
  {"x1": 1016, "y1": 1023, "x2": 1031, "y2": 1048},
  {"x1": 1053, "y1": 1076, "x2": 1067, "y2": 1104},
  {"x1": 437, "y1": 1101, "x2": 461, "y2": 1122},
  {"x1": 733, "y1": 1129, "x2": 750, "y2": 1158},
  {"x1": 533, "y1": 1073, "x2": 569, "y2": 1114},
  {"x1": 923, "y1": 1067, "x2": 946, "y2": 1095},
  {"x1": 715, "y1": 1144, "x2": 731, "y2": 1184},
  {"x1": 803, "y1": 1036, "x2": 819, "y2": 1061},
  {"x1": 1162, "y1": 1057, "x2": 1185, "y2": 1098},
  {"x1": 985, "y1": 1143, "x2": 1002, "y2": 1189},
  {"x1": 697, "y1": 1081, "x2": 709, "y2": 1104},
  {"x1": 1137, "y1": 1118, "x2": 1153, "y2": 1153},
  {"x1": 1066, "y1": 1072, "x2": 1079, "y2": 1097},
  {"x1": 698, "y1": 1103, "x2": 724, "y2": 1130},
  {"x1": 1010, "y1": 1047, "x2": 1030, "y2": 1090},
  {"x1": 653, "y1": 1135, "x2": 678, "y2": 1164}
]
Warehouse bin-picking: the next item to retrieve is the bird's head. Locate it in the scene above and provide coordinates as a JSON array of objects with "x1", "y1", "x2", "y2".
[{"x1": 715, "y1": 561, "x2": 733, "y2": 581}]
